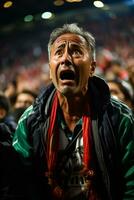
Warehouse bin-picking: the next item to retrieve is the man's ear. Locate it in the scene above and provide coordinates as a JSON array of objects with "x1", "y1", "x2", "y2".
[{"x1": 90, "y1": 61, "x2": 96, "y2": 76}]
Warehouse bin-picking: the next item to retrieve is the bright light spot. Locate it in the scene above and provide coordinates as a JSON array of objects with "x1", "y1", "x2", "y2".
[
  {"x1": 93, "y1": 1, "x2": 104, "y2": 8},
  {"x1": 41, "y1": 12, "x2": 52, "y2": 19},
  {"x1": 24, "y1": 15, "x2": 34, "y2": 22},
  {"x1": 3, "y1": 1, "x2": 13, "y2": 8}
]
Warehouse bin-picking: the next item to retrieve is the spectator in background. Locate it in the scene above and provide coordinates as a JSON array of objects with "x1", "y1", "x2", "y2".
[
  {"x1": 96, "y1": 48, "x2": 113, "y2": 77},
  {"x1": 4, "y1": 80, "x2": 17, "y2": 109},
  {"x1": 126, "y1": 57, "x2": 134, "y2": 90},
  {"x1": 103, "y1": 58, "x2": 128, "y2": 81},
  {"x1": 13, "y1": 89, "x2": 37, "y2": 122},
  {"x1": 0, "y1": 92, "x2": 17, "y2": 199},
  {"x1": 0, "y1": 91, "x2": 16, "y2": 131},
  {"x1": 107, "y1": 78, "x2": 134, "y2": 111}
]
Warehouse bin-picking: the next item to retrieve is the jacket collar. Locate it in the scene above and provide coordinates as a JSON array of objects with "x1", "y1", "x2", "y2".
[
  {"x1": 34, "y1": 76, "x2": 111, "y2": 120},
  {"x1": 88, "y1": 76, "x2": 110, "y2": 117}
]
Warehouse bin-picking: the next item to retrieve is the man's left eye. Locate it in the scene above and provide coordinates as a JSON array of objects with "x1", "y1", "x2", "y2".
[{"x1": 73, "y1": 49, "x2": 81, "y2": 55}]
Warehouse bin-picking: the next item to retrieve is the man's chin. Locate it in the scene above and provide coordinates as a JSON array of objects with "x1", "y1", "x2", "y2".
[
  {"x1": 57, "y1": 86, "x2": 88, "y2": 98},
  {"x1": 58, "y1": 86, "x2": 76, "y2": 97}
]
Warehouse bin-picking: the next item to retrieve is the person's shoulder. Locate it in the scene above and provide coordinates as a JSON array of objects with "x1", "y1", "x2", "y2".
[
  {"x1": 17, "y1": 105, "x2": 35, "y2": 124},
  {"x1": 110, "y1": 97, "x2": 134, "y2": 120}
]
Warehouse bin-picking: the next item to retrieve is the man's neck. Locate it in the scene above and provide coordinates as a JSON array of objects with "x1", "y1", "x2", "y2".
[{"x1": 57, "y1": 92, "x2": 88, "y2": 131}]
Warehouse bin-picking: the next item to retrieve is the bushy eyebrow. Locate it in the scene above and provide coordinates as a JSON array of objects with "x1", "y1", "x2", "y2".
[{"x1": 56, "y1": 43, "x2": 66, "y2": 50}]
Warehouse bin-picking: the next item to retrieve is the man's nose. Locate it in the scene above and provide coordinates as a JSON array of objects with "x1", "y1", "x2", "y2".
[{"x1": 61, "y1": 49, "x2": 72, "y2": 66}]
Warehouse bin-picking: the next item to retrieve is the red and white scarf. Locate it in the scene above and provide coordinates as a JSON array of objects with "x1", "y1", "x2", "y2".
[{"x1": 47, "y1": 92, "x2": 92, "y2": 175}]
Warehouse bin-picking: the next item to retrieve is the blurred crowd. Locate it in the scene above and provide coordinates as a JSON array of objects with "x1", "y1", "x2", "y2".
[{"x1": 0, "y1": 13, "x2": 134, "y2": 123}]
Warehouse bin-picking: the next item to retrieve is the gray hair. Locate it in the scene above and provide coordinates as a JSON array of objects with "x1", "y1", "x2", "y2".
[{"x1": 48, "y1": 23, "x2": 96, "y2": 61}]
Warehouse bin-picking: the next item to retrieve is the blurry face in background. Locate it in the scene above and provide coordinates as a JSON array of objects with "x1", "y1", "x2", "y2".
[
  {"x1": 108, "y1": 82, "x2": 125, "y2": 101},
  {"x1": 108, "y1": 82, "x2": 133, "y2": 109},
  {"x1": 49, "y1": 33, "x2": 95, "y2": 97},
  {"x1": 14, "y1": 93, "x2": 35, "y2": 109},
  {"x1": 126, "y1": 59, "x2": 134, "y2": 88}
]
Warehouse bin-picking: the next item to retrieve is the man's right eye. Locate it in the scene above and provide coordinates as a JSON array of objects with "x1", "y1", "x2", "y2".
[{"x1": 55, "y1": 49, "x2": 63, "y2": 56}]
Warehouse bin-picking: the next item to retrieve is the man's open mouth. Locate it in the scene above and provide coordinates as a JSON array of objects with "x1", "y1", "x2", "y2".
[{"x1": 60, "y1": 70, "x2": 75, "y2": 81}]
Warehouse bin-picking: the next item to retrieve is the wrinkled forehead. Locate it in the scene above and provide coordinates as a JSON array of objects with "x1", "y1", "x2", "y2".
[{"x1": 52, "y1": 33, "x2": 88, "y2": 48}]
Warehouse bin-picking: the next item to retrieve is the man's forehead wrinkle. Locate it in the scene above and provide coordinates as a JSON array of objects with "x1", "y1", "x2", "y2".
[
  {"x1": 53, "y1": 40, "x2": 87, "y2": 51},
  {"x1": 53, "y1": 34, "x2": 87, "y2": 46}
]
